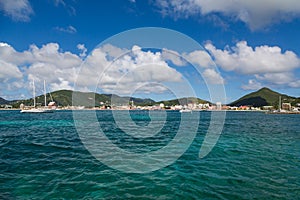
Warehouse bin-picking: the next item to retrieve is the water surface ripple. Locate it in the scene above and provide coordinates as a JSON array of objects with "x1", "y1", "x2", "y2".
[{"x1": 0, "y1": 110, "x2": 299, "y2": 199}]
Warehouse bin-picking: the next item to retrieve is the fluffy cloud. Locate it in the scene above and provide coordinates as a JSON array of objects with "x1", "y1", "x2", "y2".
[
  {"x1": 77, "y1": 44, "x2": 87, "y2": 58},
  {"x1": 205, "y1": 41, "x2": 300, "y2": 89},
  {"x1": 0, "y1": 59, "x2": 24, "y2": 97},
  {"x1": 254, "y1": 72, "x2": 300, "y2": 89},
  {"x1": 0, "y1": 42, "x2": 81, "y2": 68},
  {"x1": 202, "y1": 68, "x2": 224, "y2": 85},
  {"x1": 183, "y1": 50, "x2": 214, "y2": 68},
  {"x1": 0, "y1": 42, "x2": 82, "y2": 96},
  {"x1": 289, "y1": 80, "x2": 300, "y2": 88},
  {"x1": 29, "y1": 43, "x2": 81, "y2": 68},
  {"x1": 0, "y1": 60, "x2": 23, "y2": 80},
  {"x1": 242, "y1": 79, "x2": 263, "y2": 90},
  {"x1": 162, "y1": 48, "x2": 186, "y2": 66},
  {"x1": 100, "y1": 43, "x2": 128, "y2": 59},
  {"x1": 0, "y1": 42, "x2": 33, "y2": 65},
  {"x1": 76, "y1": 47, "x2": 110, "y2": 87},
  {"x1": 0, "y1": 41, "x2": 187, "y2": 98},
  {"x1": 154, "y1": 0, "x2": 300, "y2": 30},
  {"x1": 205, "y1": 41, "x2": 300, "y2": 74},
  {"x1": 50, "y1": 78, "x2": 74, "y2": 91},
  {"x1": 0, "y1": 0, "x2": 33, "y2": 22},
  {"x1": 161, "y1": 48, "x2": 225, "y2": 86},
  {"x1": 78, "y1": 45, "x2": 183, "y2": 95},
  {"x1": 5, "y1": 40, "x2": 298, "y2": 100},
  {"x1": 255, "y1": 73, "x2": 294, "y2": 85},
  {"x1": 162, "y1": 48, "x2": 215, "y2": 68}
]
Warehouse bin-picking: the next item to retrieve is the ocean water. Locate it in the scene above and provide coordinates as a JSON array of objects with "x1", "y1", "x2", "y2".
[{"x1": 0, "y1": 110, "x2": 299, "y2": 199}]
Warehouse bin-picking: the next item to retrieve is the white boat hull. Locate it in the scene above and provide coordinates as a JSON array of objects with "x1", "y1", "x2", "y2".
[
  {"x1": 20, "y1": 108, "x2": 54, "y2": 113},
  {"x1": 179, "y1": 109, "x2": 192, "y2": 113},
  {"x1": 20, "y1": 80, "x2": 55, "y2": 114}
]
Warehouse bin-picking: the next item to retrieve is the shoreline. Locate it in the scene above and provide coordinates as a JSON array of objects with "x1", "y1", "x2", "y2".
[
  {"x1": 0, "y1": 108, "x2": 272, "y2": 113},
  {"x1": 1, "y1": 108, "x2": 299, "y2": 114}
]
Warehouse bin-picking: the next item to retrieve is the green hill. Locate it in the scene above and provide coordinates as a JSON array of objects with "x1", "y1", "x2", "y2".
[
  {"x1": 10, "y1": 90, "x2": 207, "y2": 108},
  {"x1": 158, "y1": 97, "x2": 210, "y2": 107},
  {"x1": 229, "y1": 87, "x2": 300, "y2": 108},
  {"x1": 0, "y1": 97, "x2": 10, "y2": 105},
  {"x1": 101, "y1": 94, "x2": 155, "y2": 106},
  {"x1": 12, "y1": 90, "x2": 80, "y2": 108},
  {"x1": 5, "y1": 87, "x2": 300, "y2": 109},
  {"x1": 54, "y1": 90, "x2": 112, "y2": 107},
  {"x1": 12, "y1": 90, "x2": 155, "y2": 108}
]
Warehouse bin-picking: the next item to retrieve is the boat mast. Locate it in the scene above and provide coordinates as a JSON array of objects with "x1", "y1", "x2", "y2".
[
  {"x1": 44, "y1": 80, "x2": 47, "y2": 107},
  {"x1": 33, "y1": 79, "x2": 36, "y2": 108},
  {"x1": 279, "y1": 96, "x2": 281, "y2": 111}
]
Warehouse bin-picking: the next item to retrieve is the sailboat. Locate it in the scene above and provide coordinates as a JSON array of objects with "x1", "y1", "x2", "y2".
[{"x1": 20, "y1": 80, "x2": 54, "y2": 113}]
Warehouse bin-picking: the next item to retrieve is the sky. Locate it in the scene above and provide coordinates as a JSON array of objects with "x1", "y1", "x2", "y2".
[{"x1": 0, "y1": 0, "x2": 300, "y2": 103}]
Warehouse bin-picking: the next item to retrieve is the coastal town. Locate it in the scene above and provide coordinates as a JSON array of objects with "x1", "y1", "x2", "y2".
[
  {"x1": 1, "y1": 87, "x2": 299, "y2": 113},
  {"x1": 1, "y1": 99, "x2": 298, "y2": 113},
  {"x1": 58, "y1": 101, "x2": 300, "y2": 112}
]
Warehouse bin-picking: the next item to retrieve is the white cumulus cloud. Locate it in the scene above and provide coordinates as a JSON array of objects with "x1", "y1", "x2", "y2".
[
  {"x1": 255, "y1": 72, "x2": 295, "y2": 85},
  {"x1": 5, "y1": 40, "x2": 298, "y2": 99},
  {"x1": 183, "y1": 50, "x2": 214, "y2": 68},
  {"x1": 0, "y1": 60, "x2": 23, "y2": 80},
  {"x1": 202, "y1": 68, "x2": 224, "y2": 85},
  {"x1": 78, "y1": 45, "x2": 183, "y2": 95},
  {"x1": 205, "y1": 41, "x2": 300, "y2": 74},
  {"x1": 242, "y1": 79, "x2": 263, "y2": 90},
  {"x1": 0, "y1": 42, "x2": 82, "y2": 95},
  {"x1": 0, "y1": 41, "x2": 184, "y2": 97},
  {"x1": 162, "y1": 48, "x2": 186, "y2": 66},
  {"x1": 254, "y1": 72, "x2": 300, "y2": 89},
  {"x1": 289, "y1": 80, "x2": 300, "y2": 88},
  {"x1": 154, "y1": 0, "x2": 300, "y2": 30},
  {"x1": 205, "y1": 41, "x2": 300, "y2": 90},
  {"x1": 77, "y1": 44, "x2": 87, "y2": 58},
  {"x1": 100, "y1": 44, "x2": 129, "y2": 59}
]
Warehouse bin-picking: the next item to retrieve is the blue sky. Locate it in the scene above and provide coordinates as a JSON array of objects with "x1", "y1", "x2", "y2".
[{"x1": 0, "y1": 0, "x2": 300, "y2": 103}]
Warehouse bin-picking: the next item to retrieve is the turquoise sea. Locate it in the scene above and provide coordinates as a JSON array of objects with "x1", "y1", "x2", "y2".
[{"x1": 0, "y1": 110, "x2": 299, "y2": 199}]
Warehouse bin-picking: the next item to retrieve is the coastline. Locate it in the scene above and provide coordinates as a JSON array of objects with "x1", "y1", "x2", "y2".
[{"x1": 1, "y1": 108, "x2": 299, "y2": 115}]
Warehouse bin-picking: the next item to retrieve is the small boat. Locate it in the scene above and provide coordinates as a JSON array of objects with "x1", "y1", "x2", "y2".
[
  {"x1": 179, "y1": 108, "x2": 192, "y2": 113},
  {"x1": 20, "y1": 80, "x2": 54, "y2": 113},
  {"x1": 20, "y1": 107, "x2": 54, "y2": 113}
]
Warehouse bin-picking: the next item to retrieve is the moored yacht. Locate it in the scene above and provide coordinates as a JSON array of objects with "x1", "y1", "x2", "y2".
[{"x1": 20, "y1": 80, "x2": 55, "y2": 113}]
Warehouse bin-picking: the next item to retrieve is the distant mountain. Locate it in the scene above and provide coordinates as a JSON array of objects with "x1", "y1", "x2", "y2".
[
  {"x1": 158, "y1": 97, "x2": 210, "y2": 107},
  {"x1": 0, "y1": 97, "x2": 10, "y2": 105},
  {"x1": 53, "y1": 90, "x2": 111, "y2": 107},
  {"x1": 229, "y1": 87, "x2": 300, "y2": 108},
  {"x1": 4, "y1": 87, "x2": 299, "y2": 109},
  {"x1": 101, "y1": 94, "x2": 155, "y2": 106},
  {"x1": 12, "y1": 90, "x2": 155, "y2": 108}
]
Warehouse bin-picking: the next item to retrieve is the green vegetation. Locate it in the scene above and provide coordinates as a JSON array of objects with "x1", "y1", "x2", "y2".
[
  {"x1": 0, "y1": 97, "x2": 10, "y2": 105},
  {"x1": 229, "y1": 87, "x2": 300, "y2": 108},
  {"x1": 10, "y1": 90, "x2": 155, "y2": 108},
  {"x1": 1, "y1": 87, "x2": 299, "y2": 108},
  {"x1": 158, "y1": 97, "x2": 209, "y2": 106}
]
